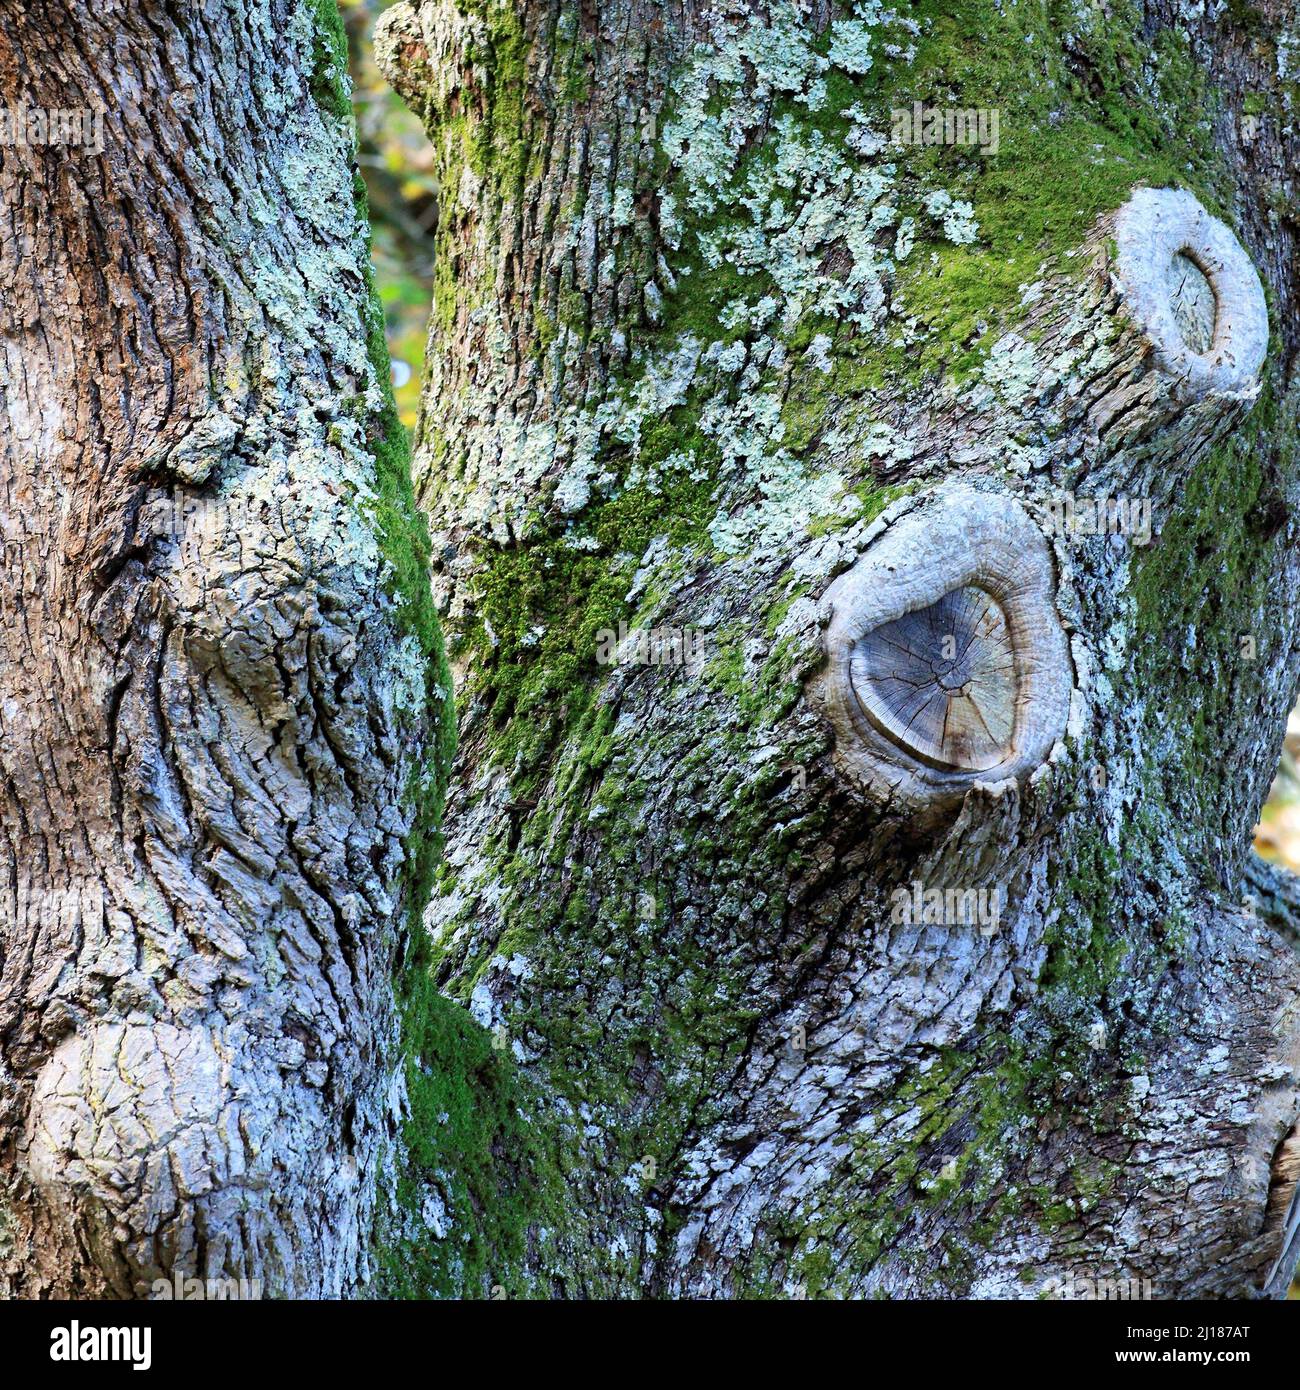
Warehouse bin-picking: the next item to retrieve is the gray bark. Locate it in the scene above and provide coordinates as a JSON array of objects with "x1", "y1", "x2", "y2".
[
  {"x1": 0, "y1": 0, "x2": 445, "y2": 1296},
  {"x1": 375, "y1": 0, "x2": 1300, "y2": 1298},
  {"x1": 4, "y1": 0, "x2": 1299, "y2": 1304}
]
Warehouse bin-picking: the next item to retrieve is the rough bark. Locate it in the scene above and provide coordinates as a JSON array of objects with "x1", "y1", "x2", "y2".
[
  {"x1": 0, "y1": 1, "x2": 449, "y2": 1296},
  {"x1": 376, "y1": 0, "x2": 1300, "y2": 1298}
]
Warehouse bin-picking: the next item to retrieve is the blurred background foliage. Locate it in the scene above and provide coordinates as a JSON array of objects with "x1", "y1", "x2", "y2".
[
  {"x1": 1255, "y1": 703, "x2": 1300, "y2": 872},
  {"x1": 342, "y1": 0, "x2": 436, "y2": 430}
]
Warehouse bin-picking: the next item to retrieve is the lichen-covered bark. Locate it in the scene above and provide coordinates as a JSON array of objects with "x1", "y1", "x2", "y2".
[
  {"x1": 380, "y1": 0, "x2": 1300, "y2": 1297},
  {"x1": 0, "y1": 0, "x2": 451, "y2": 1296}
]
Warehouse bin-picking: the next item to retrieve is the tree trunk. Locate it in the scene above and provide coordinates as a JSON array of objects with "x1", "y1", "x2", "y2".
[
  {"x1": 0, "y1": 0, "x2": 450, "y2": 1296},
  {"x1": 375, "y1": 0, "x2": 1300, "y2": 1298}
]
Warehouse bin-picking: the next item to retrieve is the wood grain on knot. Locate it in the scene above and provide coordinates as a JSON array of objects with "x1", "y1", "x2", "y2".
[
  {"x1": 849, "y1": 586, "x2": 1016, "y2": 771},
  {"x1": 1167, "y1": 251, "x2": 1217, "y2": 355}
]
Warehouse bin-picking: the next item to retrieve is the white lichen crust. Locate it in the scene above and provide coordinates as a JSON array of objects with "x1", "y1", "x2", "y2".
[
  {"x1": 813, "y1": 487, "x2": 1072, "y2": 811},
  {"x1": 1112, "y1": 186, "x2": 1268, "y2": 400}
]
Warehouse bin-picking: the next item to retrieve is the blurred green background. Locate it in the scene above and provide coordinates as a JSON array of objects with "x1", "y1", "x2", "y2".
[
  {"x1": 1255, "y1": 704, "x2": 1300, "y2": 871},
  {"x1": 342, "y1": 0, "x2": 436, "y2": 431}
]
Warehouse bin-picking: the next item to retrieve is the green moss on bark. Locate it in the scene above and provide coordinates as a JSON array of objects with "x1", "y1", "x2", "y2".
[
  {"x1": 374, "y1": 986, "x2": 564, "y2": 1299},
  {"x1": 389, "y1": 0, "x2": 1292, "y2": 1295},
  {"x1": 314, "y1": 3, "x2": 565, "y2": 1297},
  {"x1": 309, "y1": 0, "x2": 353, "y2": 123}
]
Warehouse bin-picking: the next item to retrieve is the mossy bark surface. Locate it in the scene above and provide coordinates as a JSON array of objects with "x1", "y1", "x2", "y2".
[
  {"x1": 378, "y1": 0, "x2": 1300, "y2": 1298},
  {"x1": 0, "y1": 0, "x2": 451, "y2": 1297}
]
